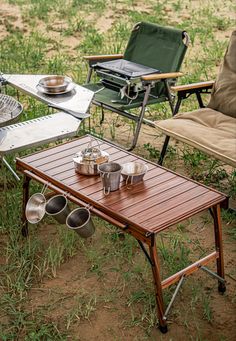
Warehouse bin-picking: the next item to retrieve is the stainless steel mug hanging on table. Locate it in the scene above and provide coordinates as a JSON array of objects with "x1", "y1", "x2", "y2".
[
  {"x1": 66, "y1": 207, "x2": 95, "y2": 238},
  {"x1": 45, "y1": 194, "x2": 70, "y2": 224}
]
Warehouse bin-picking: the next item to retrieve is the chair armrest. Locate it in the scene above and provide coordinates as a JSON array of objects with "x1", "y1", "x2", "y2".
[
  {"x1": 171, "y1": 81, "x2": 215, "y2": 92},
  {"x1": 141, "y1": 72, "x2": 183, "y2": 82},
  {"x1": 83, "y1": 54, "x2": 123, "y2": 66},
  {"x1": 171, "y1": 80, "x2": 215, "y2": 113}
]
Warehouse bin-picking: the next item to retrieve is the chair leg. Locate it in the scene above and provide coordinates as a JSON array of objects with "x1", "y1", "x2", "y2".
[
  {"x1": 158, "y1": 136, "x2": 170, "y2": 165},
  {"x1": 158, "y1": 90, "x2": 182, "y2": 165},
  {"x1": 100, "y1": 105, "x2": 105, "y2": 125},
  {"x1": 164, "y1": 79, "x2": 175, "y2": 114},
  {"x1": 86, "y1": 67, "x2": 93, "y2": 84},
  {"x1": 127, "y1": 84, "x2": 152, "y2": 151},
  {"x1": 196, "y1": 91, "x2": 205, "y2": 108}
]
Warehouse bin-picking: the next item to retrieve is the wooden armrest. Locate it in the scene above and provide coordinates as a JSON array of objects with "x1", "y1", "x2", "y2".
[
  {"x1": 171, "y1": 81, "x2": 215, "y2": 92},
  {"x1": 141, "y1": 72, "x2": 183, "y2": 82},
  {"x1": 83, "y1": 54, "x2": 123, "y2": 61}
]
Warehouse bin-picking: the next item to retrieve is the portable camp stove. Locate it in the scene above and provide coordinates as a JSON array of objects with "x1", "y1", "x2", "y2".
[{"x1": 93, "y1": 59, "x2": 160, "y2": 99}]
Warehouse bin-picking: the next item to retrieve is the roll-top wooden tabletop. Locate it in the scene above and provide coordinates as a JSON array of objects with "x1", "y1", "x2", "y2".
[{"x1": 16, "y1": 135, "x2": 226, "y2": 235}]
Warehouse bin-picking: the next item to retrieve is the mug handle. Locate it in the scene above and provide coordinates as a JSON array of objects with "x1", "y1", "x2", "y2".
[
  {"x1": 126, "y1": 175, "x2": 134, "y2": 189},
  {"x1": 85, "y1": 203, "x2": 93, "y2": 212},
  {"x1": 41, "y1": 182, "x2": 49, "y2": 194},
  {"x1": 103, "y1": 186, "x2": 110, "y2": 195}
]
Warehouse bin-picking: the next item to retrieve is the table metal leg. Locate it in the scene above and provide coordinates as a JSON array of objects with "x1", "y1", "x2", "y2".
[
  {"x1": 212, "y1": 204, "x2": 226, "y2": 293},
  {"x1": 22, "y1": 174, "x2": 30, "y2": 237},
  {"x1": 149, "y1": 236, "x2": 168, "y2": 333},
  {"x1": 2, "y1": 156, "x2": 21, "y2": 181}
]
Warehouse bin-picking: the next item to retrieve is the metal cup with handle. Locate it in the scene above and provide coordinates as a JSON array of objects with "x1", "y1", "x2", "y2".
[
  {"x1": 25, "y1": 183, "x2": 48, "y2": 224},
  {"x1": 98, "y1": 162, "x2": 122, "y2": 195},
  {"x1": 66, "y1": 205, "x2": 95, "y2": 238},
  {"x1": 121, "y1": 162, "x2": 148, "y2": 189},
  {"x1": 45, "y1": 194, "x2": 71, "y2": 224}
]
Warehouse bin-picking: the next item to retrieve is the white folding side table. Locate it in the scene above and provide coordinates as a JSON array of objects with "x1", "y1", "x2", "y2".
[{"x1": 0, "y1": 74, "x2": 94, "y2": 180}]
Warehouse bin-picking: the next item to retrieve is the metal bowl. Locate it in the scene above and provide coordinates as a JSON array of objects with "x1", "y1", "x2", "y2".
[
  {"x1": 121, "y1": 162, "x2": 148, "y2": 185},
  {"x1": 38, "y1": 76, "x2": 72, "y2": 93}
]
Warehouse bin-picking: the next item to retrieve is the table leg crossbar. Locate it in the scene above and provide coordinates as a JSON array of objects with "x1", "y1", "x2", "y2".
[
  {"x1": 163, "y1": 275, "x2": 185, "y2": 321},
  {"x1": 160, "y1": 263, "x2": 226, "y2": 323},
  {"x1": 200, "y1": 265, "x2": 226, "y2": 284}
]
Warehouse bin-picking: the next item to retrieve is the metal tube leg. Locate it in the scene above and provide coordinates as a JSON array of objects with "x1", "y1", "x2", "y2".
[
  {"x1": 2, "y1": 157, "x2": 20, "y2": 181},
  {"x1": 173, "y1": 96, "x2": 182, "y2": 116},
  {"x1": 22, "y1": 175, "x2": 30, "y2": 237},
  {"x1": 128, "y1": 84, "x2": 152, "y2": 151},
  {"x1": 158, "y1": 136, "x2": 170, "y2": 165},
  {"x1": 212, "y1": 204, "x2": 226, "y2": 293},
  {"x1": 164, "y1": 79, "x2": 175, "y2": 114},
  {"x1": 100, "y1": 105, "x2": 105, "y2": 124},
  {"x1": 86, "y1": 67, "x2": 93, "y2": 84},
  {"x1": 149, "y1": 236, "x2": 168, "y2": 333}
]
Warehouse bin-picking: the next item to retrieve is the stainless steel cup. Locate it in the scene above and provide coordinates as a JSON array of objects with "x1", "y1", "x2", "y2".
[
  {"x1": 66, "y1": 207, "x2": 95, "y2": 238},
  {"x1": 25, "y1": 183, "x2": 49, "y2": 224},
  {"x1": 121, "y1": 162, "x2": 148, "y2": 188},
  {"x1": 25, "y1": 192, "x2": 46, "y2": 224},
  {"x1": 45, "y1": 195, "x2": 70, "y2": 224},
  {"x1": 98, "y1": 162, "x2": 122, "y2": 195}
]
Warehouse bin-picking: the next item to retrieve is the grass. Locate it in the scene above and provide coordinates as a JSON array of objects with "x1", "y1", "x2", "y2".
[{"x1": 0, "y1": 0, "x2": 236, "y2": 340}]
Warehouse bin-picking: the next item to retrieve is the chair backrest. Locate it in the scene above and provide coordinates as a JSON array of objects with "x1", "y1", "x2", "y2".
[
  {"x1": 208, "y1": 30, "x2": 236, "y2": 118},
  {"x1": 124, "y1": 22, "x2": 189, "y2": 73}
]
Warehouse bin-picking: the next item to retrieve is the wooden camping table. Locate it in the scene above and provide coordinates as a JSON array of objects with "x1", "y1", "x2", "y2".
[{"x1": 16, "y1": 135, "x2": 227, "y2": 333}]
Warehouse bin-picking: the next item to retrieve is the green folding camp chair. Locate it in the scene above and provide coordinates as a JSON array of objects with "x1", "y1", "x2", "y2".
[{"x1": 83, "y1": 22, "x2": 190, "y2": 150}]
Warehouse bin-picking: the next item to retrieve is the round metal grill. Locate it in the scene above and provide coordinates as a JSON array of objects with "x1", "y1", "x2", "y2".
[{"x1": 0, "y1": 94, "x2": 23, "y2": 127}]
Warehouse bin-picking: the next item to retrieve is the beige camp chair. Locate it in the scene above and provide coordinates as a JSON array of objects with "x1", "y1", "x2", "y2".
[{"x1": 155, "y1": 31, "x2": 236, "y2": 168}]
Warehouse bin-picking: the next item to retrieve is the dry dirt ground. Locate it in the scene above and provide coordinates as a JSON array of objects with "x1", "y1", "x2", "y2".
[{"x1": 1, "y1": 0, "x2": 236, "y2": 340}]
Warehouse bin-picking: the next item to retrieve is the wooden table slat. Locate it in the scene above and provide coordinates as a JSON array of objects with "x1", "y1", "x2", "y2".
[
  {"x1": 142, "y1": 191, "x2": 223, "y2": 231},
  {"x1": 40, "y1": 151, "x2": 140, "y2": 178},
  {"x1": 129, "y1": 186, "x2": 209, "y2": 223},
  {"x1": 67, "y1": 163, "x2": 163, "y2": 190},
  {"x1": 21, "y1": 135, "x2": 92, "y2": 163},
  {"x1": 92, "y1": 171, "x2": 176, "y2": 202},
  {"x1": 54, "y1": 159, "x2": 157, "y2": 184},
  {"x1": 110, "y1": 179, "x2": 192, "y2": 213},
  {"x1": 37, "y1": 148, "x2": 129, "y2": 172},
  {"x1": 29, "y1": 142, "x2": 116, "y2": 168}
]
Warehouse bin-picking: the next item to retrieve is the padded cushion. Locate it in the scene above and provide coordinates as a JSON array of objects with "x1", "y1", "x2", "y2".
[
  {"x1": 155, "y1": 108, "x2": 236, "y2": 167},
  {"x1": 208, "y1": 31, "x2": 236, "y2": 118}
]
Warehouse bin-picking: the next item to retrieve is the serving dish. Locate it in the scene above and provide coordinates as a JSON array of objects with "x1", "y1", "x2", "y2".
[{"x1": 37, "y1": 75, "x2": 74, "y2": 94}]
